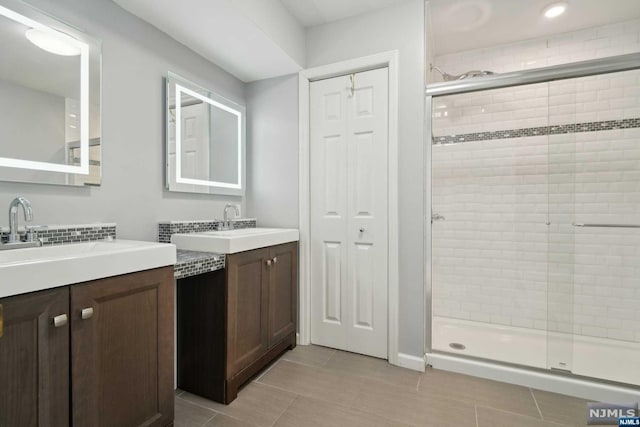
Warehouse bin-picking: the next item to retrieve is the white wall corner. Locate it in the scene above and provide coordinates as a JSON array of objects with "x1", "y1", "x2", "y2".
[
  {"x1": 228, "y1": 0, "x2": 306, "y2": 68},
  {"x1": 396, "y1": 352, "x2": 426, "y2": 372}
]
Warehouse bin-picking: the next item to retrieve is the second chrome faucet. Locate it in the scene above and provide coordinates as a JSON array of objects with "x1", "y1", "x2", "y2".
[{"x1": 220, "y1": 203, "x2": 240, "y2": 230}]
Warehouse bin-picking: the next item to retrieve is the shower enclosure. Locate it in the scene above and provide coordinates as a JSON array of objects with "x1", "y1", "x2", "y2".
[{"x1": 427, "y1": 53, "x2": 640, "y2": 389}]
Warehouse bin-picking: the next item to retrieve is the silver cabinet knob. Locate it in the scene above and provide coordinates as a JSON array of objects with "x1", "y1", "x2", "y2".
[
  {"x1": 266, "y1": 259, "x2": 272, "y2": 267},
  {"x1": 81, "y1": 307, "x2": 94, "y2": 320},
  {"x1": 53, "y1": 314, "x2": 68, "y2": 328},
  {"x1": 272, "y1": 257, "x2": 278, "y2": 264}
]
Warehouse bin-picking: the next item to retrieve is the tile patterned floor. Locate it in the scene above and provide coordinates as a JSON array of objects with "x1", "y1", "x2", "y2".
[{"x1": 174, "y1": 345, "x2": 594, "y2": 427}]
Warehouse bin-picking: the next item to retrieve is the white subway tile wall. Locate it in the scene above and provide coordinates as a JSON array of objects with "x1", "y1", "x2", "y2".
[{"x1": 431, "y1": 35, "x2": 640, "y2": 344}]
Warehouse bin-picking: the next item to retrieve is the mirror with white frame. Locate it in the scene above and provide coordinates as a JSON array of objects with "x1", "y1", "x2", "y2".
[
  {"x1": 0, "y1": 0, "x2": 101, "y2": 186},
  {"x1": 166, "y1": 72, "x2": 245, "y2": 196}
]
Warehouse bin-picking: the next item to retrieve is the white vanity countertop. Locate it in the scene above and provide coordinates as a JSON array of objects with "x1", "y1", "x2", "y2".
[
  {"x1": 171, "y1": 228, "x2": 299, "y2": 254},
  {"x1": 0, "y1": 239, "x2": 176, "y2": 299}
]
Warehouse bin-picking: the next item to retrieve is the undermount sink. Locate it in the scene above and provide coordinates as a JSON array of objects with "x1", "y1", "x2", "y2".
[
  {"x1": 171, "y1": 227, "x2": 299, "y2": 254},
  {"x1": 0, "y1": 239, "x2": 176, "y2": 298}
]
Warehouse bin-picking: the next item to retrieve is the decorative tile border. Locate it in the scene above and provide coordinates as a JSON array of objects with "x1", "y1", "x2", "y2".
[
  {"x1": 0, "y1": 223, "x2": 116, "y2": 245},
  {"x1": 433, "y1": 117, "x2": 640, "y2": 145},
  {"x1": 174, "y1": 250, "x2": 225, "y2": 279},
  {"x1": 158, "y1": 218, "x2": 257, "y2": 243}
]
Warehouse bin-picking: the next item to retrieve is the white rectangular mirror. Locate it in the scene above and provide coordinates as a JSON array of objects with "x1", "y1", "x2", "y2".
[
  {"x1": 166, "y1": 72, "x2": 245, "y2": 196},
  {"x1": 0, "y1": 0, "x2": 101, "y2": 186}
]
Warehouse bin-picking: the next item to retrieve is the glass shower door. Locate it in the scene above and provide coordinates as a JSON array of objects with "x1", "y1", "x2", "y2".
[
  {"x1": 548, "y1": 69, "x2": 640, "y2": 386},
  {"x1": 430, "y1": 82, "x2": 551, "y2": 369},
  {"x1": 431, "y1": 67, "x2": 640, "y2": 387}
]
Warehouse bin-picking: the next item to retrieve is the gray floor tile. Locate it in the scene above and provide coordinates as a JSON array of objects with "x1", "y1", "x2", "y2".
[
  {"x1": 418, "y1": 368, "x2": 541, "y2": 418},
  {"x1": 476, "y1": 405, "x2": 570, "y2": 427},
  {"x1": 204, "y1": 414, "x2": 257, "y2": 427},
  {"x1": 351, "y1": 380, "x2": 477, "y2": 427},
  {"x1": 274, "y1": 395, "x2": 407, "y2": 427},
  {"x1": 532, "y1": 389, "x2": 591, "y2": 426},
  {"x1": 174, "y1": 346, "x2": 601, "y2": 427},
  {"x1": 181, "y1": 382, "x2": 296, "y2": 427},
  {"x1": 175, "y1": 396, "x2": 217, "y2": 427},
  {"x1": 257, "y1": 359, "x2": 365, "y2": 406},
  {"x1": 280, "y1": 345, "x2": 336, "y2": 368},
  {"x1": 323, "y1": 350, "x2": 421, "y2": 390}
]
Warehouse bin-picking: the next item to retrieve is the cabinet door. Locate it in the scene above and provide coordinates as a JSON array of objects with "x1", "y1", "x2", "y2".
[
  {"x1": 71, "y1": 267, "x2": 174, "y2": 427},
  {"x1": 226, "y1": 247, "x2": 270, "y2": 378},
  {"x1": 0, "y1": 288, "x2": 69, "y2": 427},
  {"x1": 268, "y1": 242, "x2": 298, "y2": 348}
]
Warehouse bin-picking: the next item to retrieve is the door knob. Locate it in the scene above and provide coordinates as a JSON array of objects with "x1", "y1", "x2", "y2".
[
  {"x1": 272, "y1": 257, "x2": 278, "y2": 264},
  {"x1": 81, "y1": 307, "x2": 94, "y2": 320},
  {"x1": 53, "y1": 314, "x2": 68, "y2": 328},
  {"x1": 266, "y1": 259, "x2": 272, "y2": 267}
]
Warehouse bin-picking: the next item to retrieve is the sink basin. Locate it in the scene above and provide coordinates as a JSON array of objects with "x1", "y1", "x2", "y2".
[
  {"x1": 0, "y1": 240, "x2": 176, "y2": 298},
  {"x1": 171, "y1": 228, "x2": 299, "y2": 254}
]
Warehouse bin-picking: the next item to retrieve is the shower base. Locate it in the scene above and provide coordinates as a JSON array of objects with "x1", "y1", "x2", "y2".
[{"x1": 431, "y1": 316, "x2": 640, "y2": 388}]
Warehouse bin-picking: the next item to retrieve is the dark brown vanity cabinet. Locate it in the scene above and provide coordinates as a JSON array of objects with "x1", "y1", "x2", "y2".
[
  {"x1": 267, "y1": 243, "x2": 298, "y2": 348},
  {"x1": 178, "y1": 241, "x2": 298, "y2": 404},
  {"x1": 0, "y1": 288, "x2": 70, "y2": 427},
  {"x1": 71, "y1": 266, "x2": 174, "y2": 427},
  {"x1": 0, "y1": 266, "x2": 174, "y2": 427}
]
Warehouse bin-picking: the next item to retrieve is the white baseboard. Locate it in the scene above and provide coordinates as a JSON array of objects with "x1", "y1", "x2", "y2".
[
  {"x1": 395, "y1": 352, "x2": 426, "y2": 372},
  {"x1": 427, "y1": 353, "x2": 640, "y2": 403}
]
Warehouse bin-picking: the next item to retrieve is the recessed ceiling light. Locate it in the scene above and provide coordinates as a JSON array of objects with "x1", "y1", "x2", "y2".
[
  {"x1": 25, "y1": 28, "x2": 81, "y2": 56},
  {"x1": 543, "y1": 2, "x2": 568, "y2": 19}
]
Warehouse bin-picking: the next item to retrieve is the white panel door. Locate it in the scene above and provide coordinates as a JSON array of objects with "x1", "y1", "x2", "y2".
[{"x1": 310, "y1": 68, "x2": 389, "y2": 359}]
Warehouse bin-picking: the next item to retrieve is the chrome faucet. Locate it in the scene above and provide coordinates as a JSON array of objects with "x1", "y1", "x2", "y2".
[
  {"x1": 8, "y1": 197, "x2": 33, "y2": 243},
  {"x1": 222, "y1": 203, "x2": 240, "y2": 230}
]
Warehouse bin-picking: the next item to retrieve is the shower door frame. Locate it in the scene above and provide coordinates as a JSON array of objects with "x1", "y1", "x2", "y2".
[{"x1": 424, "y1": 52, "x2": 640, "y2": 355}]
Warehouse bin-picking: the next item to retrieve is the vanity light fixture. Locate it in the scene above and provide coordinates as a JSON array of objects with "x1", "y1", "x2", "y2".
[
  {"x1": 543, "y1": 2, "x2": 568, "y2": 19},
  {"x1": 25, "y1": 28, "x2": 81, "y2": 56},
  {"x1": 174, "y1": 83, "x2": 243, "y2": 190}
]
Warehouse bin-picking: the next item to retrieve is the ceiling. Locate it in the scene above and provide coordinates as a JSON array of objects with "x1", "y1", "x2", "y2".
[
  {"x1": 113, "y1": 0, "x2": 640, "y2": 82},
  {"x1": 279, "y1": 0, "x2": 640, "y2": 55},
  {"x1": 279, "y1": 0, "x2": 415, "y2": 27},
  {"x1": 113, "y1": 0, "x2": 304, "y2": 82},
  {"x1": 427, "y1": 0, "x2": 640, "y2": 55}
]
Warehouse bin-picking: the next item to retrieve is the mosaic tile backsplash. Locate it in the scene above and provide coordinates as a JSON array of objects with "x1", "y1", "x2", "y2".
[
  {"x1": 174, "y1": 250, "x2": 225, "y2": 279},
  {"x1": 0, "y1": 223, "x2": 116, "y2": 245},
  {"x1": 157, "y1": 219, "x2": 257, "y2": 243}
]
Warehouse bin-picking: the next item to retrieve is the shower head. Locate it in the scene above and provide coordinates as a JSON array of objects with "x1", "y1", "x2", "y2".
[{"x1": 430, "y1": 64, "x2": 495, "y2": 81}]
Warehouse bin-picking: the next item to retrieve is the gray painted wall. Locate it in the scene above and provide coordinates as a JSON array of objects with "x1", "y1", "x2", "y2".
[
  {"x1": 306, "y1": 0, "x2": 426, "y2": 357},
  {"x1": 0, "y1": 0, "x2": 246, "y2": 241},
  {"x1": 245, "y1": 74, "x2": 299, "y2": 228}
]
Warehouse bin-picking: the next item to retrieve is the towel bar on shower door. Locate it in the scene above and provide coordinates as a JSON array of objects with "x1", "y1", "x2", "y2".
[{"x1": 572, "y1": 223, "x2": 640, "y2": 228}]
